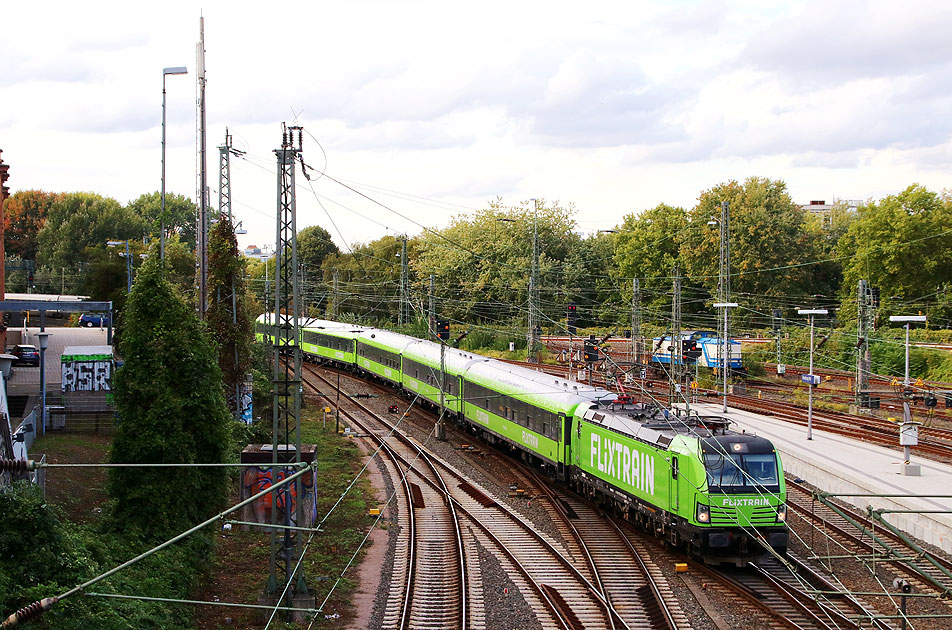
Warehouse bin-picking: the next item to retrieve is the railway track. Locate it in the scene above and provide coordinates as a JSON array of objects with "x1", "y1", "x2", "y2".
[
  {"x1": 300, "y1": 363, "x2": 619, "y2": 629},
  {"x1": 299, "y1": 364, "x2": 467, "y2": 629},
  {"x1": 786, "y1": 479, "x2": 952, "y2": 603},
  {"x1": 300, "y1": 359, "x2": 952, "y2": 629}
]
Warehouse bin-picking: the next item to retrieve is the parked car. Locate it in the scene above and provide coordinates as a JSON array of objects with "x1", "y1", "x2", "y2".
[
  {"x1": 10, "y1": 344, "x2": 39, "y2": 366},
  {"x1": 79, "y1": 313, "x2": 110, "y2": 328}
]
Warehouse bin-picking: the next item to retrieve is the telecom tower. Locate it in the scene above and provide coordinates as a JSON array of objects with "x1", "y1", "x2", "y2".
[{"x1": 267, "y1": 124, "x2": 310, "y2": 614}]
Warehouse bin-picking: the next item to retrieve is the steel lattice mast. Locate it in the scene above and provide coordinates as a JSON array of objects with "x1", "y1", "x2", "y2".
[{"x1": 267, "y1": 124, "x2": 308, "y2": 612}]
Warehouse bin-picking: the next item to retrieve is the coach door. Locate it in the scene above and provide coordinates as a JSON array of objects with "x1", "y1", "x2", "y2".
[
  {"x1": 669, "y1": 455, "x2": 679, "y2": 511},
  {"x1": 560, "y1": 413, "x2": 570, "y2": 477}
]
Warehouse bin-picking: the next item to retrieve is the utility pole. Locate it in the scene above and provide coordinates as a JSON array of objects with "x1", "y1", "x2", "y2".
[
  {"x1": 218, "y1": 128, "x2": 245, "y2": 419},
  {"x1": 669, "y1": 265, "x2": 681, "y2": 408},
  {"x1": 398, "y1": 235, "x2": 408, "y2": 325},
  {"x1": 267, "y1": 123, "x2": 310, "y2": 616},
  {"x1": 428, "y1": 274, "x2": 436, "y2": 337},
  {"x1": 195, "y1": 17, "x2": 209, "y2": 318},
  {"x1": 0, "y1": 150, "x2": 10, "y2": 352},
  {"x1": 631, "y1": 278, "x2": 641, "y2": 368},
  {"x1": 856, "y1": 279, "x2": 876, "y2": 410},
  {"x1": 527, "y1": 198, "x2": 540, "y2": 363},
  {"x1": 331, "y1": 270, "x2": 339, "y2": 319}
]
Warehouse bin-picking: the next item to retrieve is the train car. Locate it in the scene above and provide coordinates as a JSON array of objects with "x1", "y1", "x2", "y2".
[
  {"x1": 459, "y1": 359, "x2": 613, "y2": 471},
  {"x1": 355, "y1": 329, "x2": 415, "y2": 385},
  {"x1": 696, "y1": 336, "x2": 743, "y2": 370},
  {"x1": 400, "y1": 340, "x2": 483, "y2": 415},
  {"x1": 300, "y1": 320, "x2": 365, "y2": 366},
  {"x1": 570, "y1": 404, "x2": 786, "y2": 564},
  {"x1": 254, "y1": 313, "x2": 305, "y2": 348}
]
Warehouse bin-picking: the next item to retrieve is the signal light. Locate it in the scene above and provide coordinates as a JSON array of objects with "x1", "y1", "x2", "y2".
[
  {"x1": 437, "y1": 319, "x2": 450, "y2": 341},
  {"x1": 583, "y1": 340, "x2": 598, "y2": 362}
]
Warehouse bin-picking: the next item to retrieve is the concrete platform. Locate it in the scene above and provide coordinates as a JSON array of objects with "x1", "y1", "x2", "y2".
[{"x1": 687, "y1": 402, "x2": 952, "y2": 555}]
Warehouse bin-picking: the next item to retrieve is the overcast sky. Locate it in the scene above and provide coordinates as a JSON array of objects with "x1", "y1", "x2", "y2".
[{"x1": 2, "y1": 0, "x2": 951, "y2": 253}]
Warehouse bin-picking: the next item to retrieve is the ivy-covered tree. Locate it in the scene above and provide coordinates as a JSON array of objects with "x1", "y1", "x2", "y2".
[
  {"x1": 107, "y1": 255, "x2": 231, "y2": 541},
  {"x1": 207, "y1": 215, "x2": 253, "y2": 416}
]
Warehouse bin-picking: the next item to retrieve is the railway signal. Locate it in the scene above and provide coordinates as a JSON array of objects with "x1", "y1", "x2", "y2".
[
  {"x1": 567, "y1": 303, "x2": 577, "y2": 335},
  {"x1": 437, "y1": 319, "x2": 450, "y2": 341}
]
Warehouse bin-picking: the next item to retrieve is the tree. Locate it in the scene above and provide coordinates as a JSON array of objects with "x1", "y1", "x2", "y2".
[
  {"x1": 3, "y1": 190, "x2": 59, "y2": 260},
  {"x1": 680, "y1": 177, "x2": 822, "y2": 321},
  {"x1": 837, "y1": 184, "x2": 952, "y2": 323},
  {"x1": 321, "y1": 235, "x2": 409, "y2": 322},
  {"x1": 37, "y1": 192, "x2": 146, "y2": 269},
  {"x1": 298, "y1": 224, "x2": 340, "y2": 274},
  {"x1": 613, "y1": 203, "x2": 691, "y2": 319},
  {"x1": 412, "y1": 199, "x2": 582, "y2": 327},
  {"x1": 207, "y1": 215, "x2": 253, "y2": 416},
  {"x1": 126, "y1": 191, "x2": 197, "y2": 251},
  {"x1": 108, "y1": 255, "x2": 232, "y2": 541}
]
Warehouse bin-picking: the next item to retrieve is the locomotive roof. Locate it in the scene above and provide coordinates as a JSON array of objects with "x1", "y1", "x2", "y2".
[{"x1": 581, "y1": 404, "x2": 758, "y2": 451}]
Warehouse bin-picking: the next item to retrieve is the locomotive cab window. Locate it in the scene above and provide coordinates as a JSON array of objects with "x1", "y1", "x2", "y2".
[{"x1": 703, "y1": 452, "x2": 779, "y2": 492}]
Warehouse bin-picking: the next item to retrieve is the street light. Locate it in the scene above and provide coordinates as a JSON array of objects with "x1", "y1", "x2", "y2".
[
  {"x1": 107, "y1": 240, "x2": 132, "y2": 293},
  {"x1": 714, "y1": 302, "x2": 738, "y2": 412},
  {"x1": 36, "y1": 331, "x2": 50, "y2": 436},
  {"x1": 798, "y1": 308, "x2": 828, "y2": 440},
  {"x1": 889, "y1": 315, "x2": 927, "y2": 388},
  {"x1": 161, "y1": 65, "x2": 188, "y2": 261},
  {"x1": 890, "y1": 314, "x2": 926, "y2": 476}
]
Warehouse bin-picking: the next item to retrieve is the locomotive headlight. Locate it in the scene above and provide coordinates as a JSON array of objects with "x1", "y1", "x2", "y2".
[
  {"x1": 776, "y1": 504, "x2": 787, "y2": 523},
  {"x1": 696, "y1": 503, "x2": 711, "y2": 523}
]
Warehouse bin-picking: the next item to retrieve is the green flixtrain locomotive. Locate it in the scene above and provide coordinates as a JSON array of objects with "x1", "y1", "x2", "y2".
[{"x1": 256, "y1": 315, "x2": 788, "y2": 563}]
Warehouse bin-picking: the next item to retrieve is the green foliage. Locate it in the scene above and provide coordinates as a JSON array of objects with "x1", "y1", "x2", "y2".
[
  {"x1": 0, "y1": 482, "x2": 207, "y2": 628},
  {"x1": 207, "y1": 215, "x2": 253, "y2": 415},
  {"x1": 413, "y1": 199, "x2": 582, "y2": 324},
  {"x1": 614, "y1": 203, "x2": 691, "y2": 317},
  {"x1": 321, "y1": 234, "x2": 410, "y2": 322},
  {"x1": 3, "y1": 189, "x2": 59, "y2": 260},
  {"x1": 37, "y1": 192, "x2": 146, "y2": 269},
  {"x1": 681, "y1": 178, "x2": 824, "y2": 311},
  {"x1": 126, "y1": 191, "x2": 197, "y2": 251},
  {"x1": 108, "y1": 255, "x2": 232, "y2": 541},
  {"x1": 298, "y1": 224, "x2": 340, "y2": 273},
  {"x1": 837, "y1": 184, "x2": 952, "y2": 326}
]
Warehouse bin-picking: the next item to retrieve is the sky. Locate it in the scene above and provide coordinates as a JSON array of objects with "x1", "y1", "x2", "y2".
[{"x1": 2, "y1": 0, "x2": 951, "y2": 254}]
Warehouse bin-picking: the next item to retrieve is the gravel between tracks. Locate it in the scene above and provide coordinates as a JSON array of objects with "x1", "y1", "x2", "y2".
[{"x1": 474, "y1": 539, "x2": 543, "y2": 630}]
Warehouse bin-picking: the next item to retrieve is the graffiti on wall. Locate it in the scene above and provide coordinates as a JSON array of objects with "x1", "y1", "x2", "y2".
[
  {"x1": 240, "y1": 465, "x2": 317, "y2": 528},
  {"x1": 62, "y1": 361, "x2": 112, "y2": 392}
]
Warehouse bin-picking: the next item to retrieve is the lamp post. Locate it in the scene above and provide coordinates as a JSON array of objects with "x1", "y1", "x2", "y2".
[
  {"x1": 890, "y1": 314, "x2": 926, "y2": 475},
  {"x1": 161, "y1": 66, "x2": 188, "y2": 260},
  {"x1": 798, "y1": 308, "x2": 828, "y2": 440},
  {"x1": 36, "y1": 331, "x2": 50, "y2": 436},
  {"x1": 107, "y1": 240, "x2": 132, "y2": 293},
  {"x1": 714, "y1": 302, "x2": 738, "y2": 412}
]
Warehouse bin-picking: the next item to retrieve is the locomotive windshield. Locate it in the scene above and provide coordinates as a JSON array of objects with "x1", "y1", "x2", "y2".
[{"x1": 703, "y1": 452, "x2": 779, "y2": 492}]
